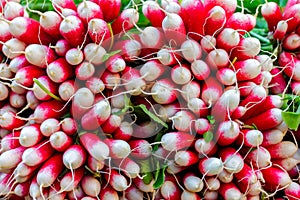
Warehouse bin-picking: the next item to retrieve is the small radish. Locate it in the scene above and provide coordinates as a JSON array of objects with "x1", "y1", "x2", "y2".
[
  {"x1": 200, "y1": 35, "x2": 217, "y2": 53},
  {"x1": 262, "y1": 129, "x2": 285, "y2": 147},
  {"x1": 19, "y1": 124, "x2": 43, "y2": 147},
  {"x1": 52, "y1": 0, "x2": 77, "y2": 11},
  {"x1": 77, "y1": 1, "x2": 103, "y2": 24},
  {"x1": 219, "y1": 147, "x2": 244, "y2": 173},
  {"x1": 273, "y1": 20, "x2": 288, "y2": 40},
  {"x1": 183, "y1": 172, "x2": 204, "y2": 192},
  {"x1": 38, "y1": 11, "x2": 62, "y2": 40},
  {"x1": 84, "y1": 43, "x2": 106, "y2": 65},
  {"x1": 113, "y1": 157, "x2": 140, "y2": 178},
  {"x1": 40, "y1": 118, "x2": 60, "y2": 137},
  {"x1": 9, "y1": 92, "x2": 26, "y2": 108},
  {"x1": 230, "y1": 37, "x2": 261, "y2": 60},
  {"x1": 105, "y1": 54, "x2": 126, "y2": 73},
  {"x1": 198, "y1": 157, "x2": 223, "y2": 176},
  {"x1": 14, "y1": 162, "x2": 41, "y2": 178},
  {"x1": 234, "y1": 58, "x2": 262, "y2": 81},
  {"x1": 114, "y1": 39, "x2": 142, "y2": 62},
  {"x1": 128, "y1": 139, "x2": 152, "y2": 159},
  {"x1": 273, "y1": 157, "x2": 299, "y2": 171},
  {"x1": 265, "y1": 141, "x2": 298, "y2": 159},
  {"x1": 22, "y1": 141, "x2": 54, "y2": 166},
  {"x1": 191, "y1": 59, "x2": 210, "y2": 81},
  {"x1": 46, "y1": 58, "x2": 74, "y2": 83},
  {"x1": 269, "y1": 68, "x2": 287, "y2": 94},
  {"x1": 236, "y1": 129, "x2": 264, "y2": 147},
  {"x1": 216, "y1": 67, "x2": 236, "y2": 86},
  {"x1": 181, "y1": 81, "x2": 201, "y2": 101},
  {"x1": 32, "y1": 75, "x2": 58, "y2": 101},
  {"x1": 204, "y1": 6, "x2": 226, "y2": 36},
  {"x1": 87, "y1": 156, "x2": 105, "y2": 172},
  {"x1": 219, "y1": 182, "x2": 243, "y2": 200},
  {"x1": 60, "y1": 167, "x2": 84, "y2": 192},
  {"x1": 226, "y1": 12, "x2": 256, "y2": 33},
  {"x1": 111, "y1": 8, "x2": 139, "y2": 34},
  {"x1": 14, "y1": 182, "x2": 30, "y2": 197},
  {"x1": 160, "y1": 180, "x2": 181, "y2": 200},
  {"x1": 194, "y1": 138, "x2": 217, "y2": 156},
  {"x1": 282, "y1": 4, "x2": 300, "y2": 32},
  {"x1": 201, "y1": 77, "x2": 223, "y2": 106},
  {"x1": 103, "y1": 138, "x2": 131, "y2": 159},
  {"x1": 71, "y1": 87, "x2": 94, "y2": 120},
  {"x1": 36, "y1": 154, "x2": 64, "y2": 188},
  {"x1": 0, "y1": 146, "x2": 25, "y2": 170},
  {"x1": 204, "y1": 0, "x2": 237, "y2": 17},
  {"x1": 216, "y1": 28, "x2": 240, "y2": 52},
  {"x1": 113, "y1": 121, "x2": 133, "y2": 141},
  {"x1": 242, "y1": 146, "x2": 271, "y2": 168},
  {"x1": 100, "y1": 185, "x2": 119, "y2": 200},
  {"x1": 142, "y1": 1, "x2": 165, "y2": 27},
  {"x1": 139, "y1": 60, "x2": 165, "y2": 82},
  {"x1": 53, "y1": 39, "x2": 71, "y2": 57},
  {"x1": 24, "y1": 44, "x2": 56, "y2": 68},
  {"x1": 162, "y1": 13, "x2": 186, "y2": 45},
  {"x1": 79, "y1": 132, "x2": 109, "y2": 161},
  {"x1": 75, "y1": 62, "x2": 95, "y2": 80},
  {"x1": 180, "y1": 39, "x2": 202, "y2": 62},
  {"x1": 2, "y1": 38, "x2": 26, "y2": 59},
  {"x1": 0, "y1": 131, "x2": 21, "y2": 152},
  {"x1": 285, "y1": 181, "x2": 300, "y2": 200},
  {"x1": 206, "y1": 48, "x2": 229, "y2": 70},
  {"x1": 151, "y1": 78, "x2": 178, "y2": 105},
  {"x1": 65, "y1": 48, "x2": 84, "y2": 66},
  {"x1": 58, "y1": 80, "x2": 76, "y2": 101},
  {"x1": 205, "y1": 177, "x2": 221, "y2": 191},
  {"x1": 0, "y1": 110, "x2": 26, "y2": 131},
  {"x1": 0, "y1": 21, "x2": 12, "y2": 51},
  {"x1": 161, "y1": 132, "x2": 195, "y2": 151},
  {"x1": 170, "y1": 110, "x2": 195, "y2": 132},
  {"x1": 218, "y1": 169, "x2": 233, "y2": 183},
  {"x1": 14, "y1": 65, "x2": 45, "y2": 87},
  {"x1": 8, "y1": 55, "x2": 29, "y2": 73},
  {"x1": 63, "y1": 145, "x2": 86, "y2": 170},
  {"x1": 282, "y1": 33, "x2": 300, "y2": 51},
  {"x1": 215, "y1": 120, "x2": 240, "y2": 146},
  {"x1": 105, "y1": 169, "x2": 129, "y2": 192},
  {"x1": 261, "y1": 2, "x2": 283, "y2": 31},
  {"x1": 261, "y1": 166, "x2": 292, "y2": 192},
  {"x1": 95, "y1": 0, "x2": 121, "y2": 22},
  {"x1": 50, "y1": 131, "x2": 73, "y2": 152},
  {"x1": 156, "y1": 47, "x2": 181, "y2": 66},
  {"x1": 174, "y1": 150, "x2": 199, "y2": 166}
]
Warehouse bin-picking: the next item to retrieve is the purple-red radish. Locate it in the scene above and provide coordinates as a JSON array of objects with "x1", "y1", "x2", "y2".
[
  {"x1": 113, "y1": 157, "x2": 140, "y2": 178},
  {"x1": 71, "y1": 87, "x2": 94, "y2": 120},
  {"x1": 24, "y1": 44, "x2": 56, "y2": 68},
  {"x1": 201, "y1": 77, "x2": 223, "y2": 106},
  {"x1": 22, "y1": 141, "x2": 54, "y2": 166},
  {"x1": 174, "y1": 150, "x2": 199, "y2": 167},
  {"x1": 194, "y1": 138, "x2": 217, "y2": 156},
  {"x1": 75, "y1": 62, "x2": 95, "y2": 81},
  {"x1": 219, "y1": 182, "x2": 243, "y2": 200},
  {"x1": 50, "y1": 131, "x2": 73, "y2": 152},
  {"x1": 9, "y1": 92, "x2": 26, "y2": 109},
  {"x1": 0, "y1": 110, "x2": 26, "y2": 131},
  {"x1": 273, "y1": 20, "x2": 288, "y2": 40},
  {"x1": 236, "y1": 129, "x2": 264, "y2": 147},
  {"x1": 65, "y1": 48, "x2": 84, "y2": 66},
  {"x1": 63, "y1": 145, "x2": 86, "y2": 170},
  {"x1": 191, "y1": 60, "x2": 210, "y2": 81},
  {"x1": 52, "y1": 0, "x2": 77, "y2": 11},
  {"x1": 60, "y1": 167, "x2": 84, "y2": 192},
  {"x1": 265, "y1": 141, "x2": 298, "y2": 159},
  {"x1": 79, "y1": 132, "x2": 109, "y2": 161},
  {"x1": 0, "y1": 131, "x2": 21, "y2": 152},
  {"x1": 269, "y1": 68, "x2": 287, "y2": 94},
  {"x1": 160, "y1": 180, "x2": 181, "y2": 200},
  {"x1": 14, "y1": 181, "x2": 30, "y2": 197},
  {"x1": 262, "y1": 129, "x2": 285, "y2": 147},
  {"x1": 105, "y1": 54, "x2": 126, "y2": 73},
  {"x1": 219, "y1": 147, "x2": 244, "y2": 173},
  {"x1": 100, "y1": 114, "x2": 121, "y2": 134},
  {"x1": 206, "y1": 48, "x2": 229, "y2": 70},
  {"x1": 99, "y1": 185, "x2": 119, "y2": 200},
  {"x1": 204, "y1": 0, "x2": 237, "y2": 17},
  {"x1": 8, "y1": 55, "x2": 29, "y2": 73},
  {"x1": 113, "y1": 121, "x2": 133, "y2": 141},
  {"x1": 14, "y1": 65, "x2": 45, "y2": 87},
  {"x1": 226, "y1": 12, "x2": 256, "y2": 33},
  {"x1": 161, "y1": 132, "x2": 195, "y2": 151},
  {"x1": 47, "y1": 58, "x2": 74, "y2": 83},
  {"x1": 170, "y1": 110, "x2": 195, "y2": 132},
  {"x1": 9, "y1": 17, "x2": 52, "y2": 45},
  {"x1": 216, "y1": 28, "x2": 240, "y2": 52},
  {"x1": 40, "y1": 118, "x2": 60, "y2": 137},
  {"x1": 285, "y1": 181, "x2": 300, "y2": 200},
  {"x1": 181, "y1": 81, "x2": 201, "y2": 101},
  {"x1": 111, "y1": 8, "x2": 139, "y2": 34},
  {"x1": 87, "y1": 156, "x2": 105, "y2": 172},
  {"x1": 150, "y1": 78, "x2": 178, "y2": 105},
  {"x1": 104, "y1": 169, "x2": 128, "y2": 191},
  {"x1": 282, "y1": 4, "x2": 300, "y2": 32},
  {"x1": 283, "y1": 33, "x2": 300, "y2": 50},
  {"x1": 234, "y1": 58, "x2": 262, "y2": 81}
]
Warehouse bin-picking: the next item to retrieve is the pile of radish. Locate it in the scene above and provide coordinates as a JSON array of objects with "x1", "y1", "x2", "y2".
[{"x1": 0, "y1": 0, "x2": 299, "y2": 199}]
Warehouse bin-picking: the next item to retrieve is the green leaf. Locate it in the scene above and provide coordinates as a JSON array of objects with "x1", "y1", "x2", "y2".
[
  {"x1": 142, "y1": 172, "x2": 153, "y2": 184},
  {"x1": 139, "y1": 159, "x2": 154, "y2": 184},
  {"x1": 153, "y1": 164, "x2": 167, "y2": 189},
  {"x1": 134, "y1": 104, "x2": 168, "y2": 129},
  {"x1": 203, "y1": 131, "x2": 213, "y2": 143},
  {"x1": 207, "y1": 115, "x2": 215, "y2": 125},
  {"x1": 282, "y1": 106, "x2": 300, "y2": 131},
  {"x1": 102, "y1": 50, "x2": 122, "y2": 62},
  {"x1": 33, "y1": 78, "x2": 61, "y2": 101}
]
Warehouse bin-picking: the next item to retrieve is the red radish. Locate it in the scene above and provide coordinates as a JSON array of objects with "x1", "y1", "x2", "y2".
[
  {"x1": 204, "y1": 0, "x2": 237, "y2": 17},
  {"x1": 101, "y1": 70, "x2": 121, "y2": 89},
  {"x1": 218, "y1": 169, "x2": 233, "y2": 183},
  {"x1": 0, "y1": 110, "x2": 26, "y2": 131},
  {"x1": 216, "y1": 28, "x2": 240, "y2": 52},
  {"x1": 160, "y1": 180, "x2": 181, "y2": 200},
  {"x1": 58, "y1": 80, "x2": 76, "y2": 101},
  {"x1": 200, "y1": 35, "x2": 217, "y2": 53},
  {"x1": 203, "y1": 190, "x2": 218, "y2": 200},
  {"x1": 111, "y1": 8, "x2": 139, "y2": 34},
  {"x1": 36, "y1": 153, "x2": 64, "y2": 187},
  {"x1": 194, "y1": 138, "x2": 217, "y2": 156},
  {"x1": 32, "y1": 75, "x2": 58, "y2": 101},
  {"x1": 79, "y1": 132, "x2": 109, "y2": 161},
  {"x1": 65, "y1": 48, "x2": 84, "y2": 66},
  {"x1": 164, "y1": 1, "x2": 181, "y2": 13},
  {"x1": 156, "y1": 47, "x2": 181, "y2": 66},
  {"x1": 22, "y1": 141, "x2": 54, "y2": 166},
  {"x1": 9, "y1": 92, "x2": 26, "y2": 108},
  {"x1": 60, "y1": 118, "x2": 76, "y2": 136},
  {"x1": 170, "y1": 64, "x2": 192, "y2": 85},
  {"x1": 105, "y1": 169, "x2": 129, "y2": 191},
  {"x1": 139, "y1": 60, "x2": 165, "y2": 82},
  {"x1": 187, "y1": 97, "x2": 209, "y2": 117},
  {"x1": 262, "y1": 129, "x2": 285, "y2": 147},
  {"x1": 190, "y1": 60, "x2": 210, "y2": 81},
  {"x1": 92, "y1": 0, "x2": 120, "y2": 22},
  {"x1": 285, "y1": 182, "x2": 300, "y2": 200},
  {"x1": 150, "y1": 78, "x2": 178, "y2": 105},
  {"x1": 244, "y1": 108, "x2": 283, "y2": 131},
  {"x1": 231, "y1": 37, "x2": 261, "y2": 60},
  {"x1": 50, "y1": 131, "x2": 73, "y2": 152},
  {"x1": 216, "y1": 67, "x2": 236, "y2": 86},
  {"x1": 0, "y1": 83, "x2": 9, "y2": 101},
  {"x1": 46, "y1": 58, "x2": 74, "y2": 83},
  {"x1": 60, "y1": 167, "x2": 84, "y2": 192},
  {"x1": 2, "y1": 38, "x2": 26, "y2": 59},
  {"x1": 3, "y1": 2, "x2": 24, "y2": 20},
  {"x1": 138, "y1": 26, "x2": 164, "y2": 49},
  {"x1": 170, "y1": 110, "x2": 195, "y2": 132},
  {"x1": 0, "y1": 131, "x2": 21, "y2": 152},
  {"x1": 10, "y1": 81, "x2": 27, "y2": 95},
  {"x1": 77, "y1": 1, "x2": 103, "y2": 24},
  {"x1": 63, "y1": 144, "x2": 86, "y2": 170},
  {"x1": 219, "y1": 147, "x2": 244, "y2": 173},
  {"x1": 273, "y1": 20, "x2": 288, "y2": 40},
  {"x1": 84, "y1": 43, "x2": 106, "y2": 65},
  {"x1": 204, "y1": 6, "x2": 226, "y2": 36},
  {"x1": 14, "y1": 181, "x2": 30, "y2": 197},
  {"x1": 0, "y1": 146, "x2": 25, "y2": 170},
  {"x1": 183, "y1": 173, "x2": 204, "y2": 192},
  {"x1": 113, "y1": 157, "x2": 140, "y2": 178},
  {"x1": 67, "y1": 185, "x2": 85, "y2": 200},
  {"x1": 283, "y1": 4, "x2": 300, "y2": 32},
  {"x1": 180, "y1": 39, "x2": 202, "y2": 62},
  {"x1": 142, "y1": 1, "x2": 165, "y2": 27},
  {"x1": 8, "y1": 55, "x2": 29, "y2": 73},
  {"x1": 181, "y1": 81, "x2": 201, "y2": 101},
  {"x1": 121, "y1": 68, "x2": 146, "y2": 96},
  {"x1": 40, "y1": 118, "x2": 60, "y2": 137},
  {"x1": 14, "y1": 162, "x2": 41, "y2": 178},
  {"x1": 269, "y1": 68, "x2": 287, "y2": 94},
  {"x1": 53, "y1": 39, "x2": 71, "y2": 57},
  {"x1": 266, "y1": 141, "x2": 297, "y2": 159},
  {"x1": 29, "y1": 177, "x2": 42, "y2": 199},
  {"x1": 33, "y1": 100, "x2": 66, "y2": 123},
  {"x1": 113, "y1": 121, "x2": 133, "y2": 141},
  {"x1": 261, "y1": 2, "x2": 283, "y2": 31},
  {"x1": 261, "y1": 166, "x2": 292, "y2": 192},
  {"x1": 100, "y1": 114, "x2": 121, "y2": 134},
  {"x1": 9, "y1": 17, "x2": 52, "y2": 45},
  {"x1": 283, "y1": 33, "x2": 300, "y2": 50},
  {"x1": 99, "y1": 185, "x2": 119, "y2": 200},
  {"x1": 37, "y1": 11, "x2": 62, "y2": 40},
  {"x1": 81, "y1": 99, "x2": 111, "y2": 130},
  {"x1": 48, "y1": 181, "x2": 67, "y2": 200},
  {"x1": 256, "y1": 54, "x2": 273, "y2": 72},
  {"x1": 226, "y1": 12, "x2": 256, "y2": 33},
  {"x1": 75, "y1": 62, "x2": 95, "y2": 80},
  {"x1": 234, "y1": 163, "x2": 257, "y2": 186},
  {"x1": 127, "y1": 139, "x2": 151, "y2": 159},
  {"x1": 25, "y1": 91, "x2": 39, "y2": 110},
  {"x1": 215, "y1": 120, "x2": 240, "y2": 146},
  {"x1": 114, "y1": 39, "x2": 142, "y2": 62},
  {"x1": 206, "y1": 48, "x2": 229, "y2": 70},
  {"x1": 273, "y1": 157, "x2": 299, "y2": 171},
  {"x1": 162, "y1": 13, "x2": 186, "y2": 45},
  {"x1": 87, "y1": 156, "x2": 105, "y2": 172},
  {"x1": 198, "y1": 157, "x2": 223, "y2": 176},
  {"x1": 234, "y1": 58, "x2": 262, "y2": 81},
  {"x1": 242, "y1": 146, "x2": 271, "y2": 168},
  {"x1": 14, "y1": 65, "x2": 45, "y2": 87},
  {"x1": 251, "y1": 70, "x2": 272, "y2": 86},
  {"x1": 201, "y1": 77, "x2": 223, "y2": 106},
  {"x1": 239, "y1": 84, "x2": 267, "y2": 108},
  {"x1": 19, "y1": 124, "x2": 43, "y2": 147},
  {"x1": 103, "y1": 138, "x2": 131, "y2": 159},
  {"x1": 174, "y1": 150, "x2": 199, "y2": 166},
  {"x1": 237, "y1": 129, "x2": 264, "y2": 147},
  {"x1": 205, "y1": 177, "x2": 221, "y2": 191},
  {"x1": 219, "y1": 182, "x2": 243, "y2": 200},
  {"x1": 71, "y1": 87, "x2": 94, "y2": 120},
  {"x1": 85, "y1": 77, "x2": 105, "y2": 94},
  {"x1": 105, "y1": 55, "x2": 126, "y2": 73},
  {"x1": 160, "y1": 132, "x2": 195, "y2": 151},
  {"x1": 59, "y1": 15, "x2": 87, "y2": 47},
  {"x1": 52, "y1": 0, "x2": 77, "y2": 11},
  {"x1": 24, "y1": 44, "x2": 56, "y2": 68}
]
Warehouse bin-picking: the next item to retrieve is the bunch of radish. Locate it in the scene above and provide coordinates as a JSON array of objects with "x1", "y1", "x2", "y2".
[{"x1": 0, "y1": 0, "x2": 299, "y2": 199}]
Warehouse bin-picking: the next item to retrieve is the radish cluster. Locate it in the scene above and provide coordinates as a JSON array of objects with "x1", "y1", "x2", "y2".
[{"x1": 0, "y1": 0, "x2": 299, "y2": 199}]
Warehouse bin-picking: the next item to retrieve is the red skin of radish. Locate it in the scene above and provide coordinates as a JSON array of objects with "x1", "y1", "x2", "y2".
[
  {"x1": 54, "y1": 39, "x2": 71, "y2": 57},
  {"x1": 128, "y1": 139, "x2": 152, "y2": 159},
  {"x1": 33, "y1": 100, "x2": 68, "y2": 124},
  {"x1": 273, "y1": 20, "x2": 288, "y2": 40},
  {"x1": 174, "y1": 150, "x2": 199, "y2": 166},
  {"x1": 94, "y1": 0, "x2": 121, "y2": 22},
  {"x1": 61, "y1": 118, "x2": 77, "y2": 136},
  {"x1": 60, "y1": 167, "x2": 84, "y2": 192},
  {"x1": 219, "y1": 182, "x2": 243, "y2": 200},
  {"x1": 234, "y1": 59, "x2": 262, "y2": 81},
  {"x1": 103, "y1": 138, "x2": 130, "y2": 159},
  {"x1": 239, "y1": 85, "x2": 267, "y2": 108},
  {"x1": 269, "y1": 68, "x2": 287, "y2": 94},
  {"x1": 201, "y1": 77, "x2": 223, "y2": 106},
  {"x1": 33, "y1": 75, "x2": 58, "y2": 101},
  {"x1": 161, "y1": 132, "x2": 195, "y2": 151},
  {"x1": 59, "y1": 15, "x2": 87, "y2": 47},
  {"x1": 8, "y1": 55, "x2": 29, "y2": 73},
  {"x1": 77, "y1": 1, "x2": 103, "y2": 25},
  {"x1": 234, "y1": 163, "x2": 257, "y2": 186},
  {"x1": 283, "y1": 33, "x2": 300, "y2": 50},
  {"x1": 0, "y1": 21, "x2": 12, "y2": 50},
  {"x1": 160, "y1": 180, "x2": 181, "y2": 200},
  {"x1": 204, "y1": 6, "x2": 226, "y2": 36},
  {"x1": 265, "y1": 141, "x2": 297, "y2": 159},
  {"x1": 226, "y1": 12, "x2": 256, "y2": 33},
  {"x1": 9, "y1": 17, "x2": 53, "y2": 45},
  {"x1": 47, "y1": 58, "x2": 74, "y2": 83},
  {"x1": 216, "y1": 28, "x2": 240, "y2": 52},
  {"x1": 22, "y1": 141, "x2": 54, "y2": 167},
  {"x1": 285, "y1": 182, "x2": 300, "y2": 200},
  {"x1": 0, "y1": 131, "x2": 21, "y2": 152},
  {"x1": 50, "y1": 131, "x2": 73, "y2": 152},
  {"x1": 261, "y1": 2, "x2": 283, "y2": 31},
  {"x1": 215, "y1": 120, "x2": 240, "y2": 146},
  {"x1": 88, "y1": 18, "x2": 111, "y2": 46},
  {"x1": 111, "y1": 8, "x2": 139, "y2": 35},
  {"x1": 206, "y1": 48, "x2": 229, "y2": 70},
  {"x1": 15, "y1": 65, "x2": 45, "y2": 87},
  {"x1": 52, "y1": 0, "x2": 77, "y2": 11},
  {"x1": 15, "y1": 162, "x2": 41, "y2": 177},
  {"x1": 283, "y1": 4, "x2": 300, "y2": 33},
  {"x1": 113, "y1": 157, "x2": 140, "y2": 178},
  {"x1": 179, "y1": 0, "x2": 205, "y2": 41},
  {"x1": 142, "y1": 1, "x2": 165, "y2": 27},
  {"x1": 79, "y1": 132, "x2": 109, "y2": 161},
  {"x1": 261, "y1": 166, "x2": 292, "y2": 192},
  {"x1": 19, "y1": 124, "x2": 43, "y2": 147},
  {"x1": 151, "y1": 78, "x2": 178, "y2": 105},
  {"x1": 113, "y1": 121, "x2": 133, "y2": 141},
  {"x1": 244, "y1": 108, "x2": 283, "y2": 131},
  {"x1": 99, "y1": 185, "x2": 118, "y2": 200},
  {"x1": 14, "y1": 182, "x2": 30, "y2": 197},
  {"x1": 39, "y1": 11, "x2": 62, "y2": 40},
  {"x1": 36, "y1": 154, "x2": 64, "y2": 187},
  {"x1": 0, "y1": 146, "x2": 26, "y2": 170},
  {"x1": 48, "y1": 181, "x2": 67, "y2": 200},
  {"x1": 204, "y1": 0, "x2": 237, "y2": 18},
  {"x1": 0, "y1": 110, "x2": 26, "y2": 131},
  {"x1": 162, "y1": 13, "x2": 186, "y2": 46},
  {"x1": 63, "y1": 145, "x2": 87, "y2": 170}
]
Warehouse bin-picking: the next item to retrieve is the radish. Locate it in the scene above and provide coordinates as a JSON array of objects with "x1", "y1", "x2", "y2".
[
  {"x1": 32, "y1": 75, "x2": 58, "y2": 101},
  {"x1": 261, "y1": 2, "x2": 283, "y2": 31},
  {"x1": 14, "y1": 162, "x2": 40, "y2": 178},
  {"x1": 11, "y1": 81, "x2": 27, "y2": 95},
  {"x1": 14, "y1": 182, "x2": 30, "y2": 197},
  {"x1": 216, "y1": 67, "x2": 236, "y2": 86},
  {"x1": 77, "y1": 1, "x2": 103, "y2": 24},
  {"x1": 161, "y1": 132, "x2": 195, "y2": 151},
  {"x1": 46, "y1": 58, "x2": 74, "y2": 83},
  {"x1": 218, "y1": 169, "x2": 233, "y2": 183},
  {"x1": 50, "y1": 131, "x2": 73, "y2": 152},
  {"x1": 269, "y1": 68, "x2": 287, "y2": 94},
  {"x1": 266, "y1": 141, "x2": 298, "y2": 159},
  {"x1": 19, "y1": 124, "x2": 43, "y2": 147},
  {"x1": 71, "y1": 87, "x2": 94, "y2": 120},
  {"x1": 226, "y1": 12, "x2": 256, "y2": 33},
  {"x1": 94, "y1": 0, "x2": 120, "y2": 22},
  {"x1": 103, "y1": 138, "x2": 131, "y2": 159},
  {"x1": 150, "y1": 78, "x2": 178, "y2": 105},
  {"x1": 283, "y1": 33, "x2": 300, "y2": 51},
  {"x1": 242, "y1": 146, "x2": 271, "y2": 168},
  {"x1": 205, "y1": 177, "x2": 221, "y2": 191},
  {"x1": 261, "y1": 166, "x2": 292, "y2": 192},
  {"x1": 87, "y1": 156, "x2": 105, "y2": 172},
  {"x1": 14, "y1": 65, "x2": 45, "y2": 87},
  {"x1": 113, "y1": 157, "x2": 140, "y2": 178},
  {"x1": 180, "y1": 39, "x2": 202, "y2": 62},
  {"x1": 59, "y1": 15, "x2": 87, "y2": 47},
  {"x1": 105, "y1": 54, "x2": 126, "y2": 73},
  {"x1": 219, "y1": 147, "x2": 244, "y2": 173},
  {"x1": 273, "y1": 20, "x2": 288, "y2": 40},
  {"x1": 63, "y1": 145, "x2": 86, "y2": 170},
  {"x1": 40, "y1": 118, "x2": 60, "y2": 137},
  {"x1": 156, "y1": 47, "x2": 181, "y2": 66},
  {"x1": 181, "y1": 81, "x2": 201, "y2": 102},
  {"x1": 114, "y1": 121, "x2": 133, "y2": 141},
  {"x1": 194, "y1": 138, "x2": 217, "y2": 156},
  {"x1": 60, "y1": 167, "x2": 84, "y2": 192},
  {"x1": 9, "y1": 92, "x2": 26, "y2": 108},
  {"x1": 8, "y1": 55, "x2": 29, "y2": 73},
  {"x1": 139, "y1": 60, "x2": 165, "y2": 82},
  {"x1": 285, "y1": 182, "x2": 300, "y2": 200},
  {"x1": 2, "y1": 38, "x2": 26, "y2": 59},
  {"x1": 124, "y1": 185, "x2": 144, "y2": 199},
  {"x1": 215, "y1": 120, "x2": 240, "y2": 146},
  {"x1": 52, "y1": 0, "x2": 77, "y2": 11},
  {"x1": 160, "y1": 180, "x2": 181, "y2": 200},
  {"x1": 0, "y1": 146, "x2": 25, "y2": 170},
  {"x1": 234, "y1": 163, "x2": 257, "y2": 185},
  {"x1": 38, "y1": 11, "x2": 62, "y2": 40},
  {"x1": 100, "y1": 70, "x2": 121, "y2": 90},
  {"x1": 79, "y1": 132, "x2": 109, "y2": 161},
  {"x1": 67, "y1": 185, "x2": 85, "y2": 200},
  {"x1": 0, "y1": 21, "x2": 12, "y2": 51},
  {"x1": 60, "y1": 118, "x2": 77, "y2": 136},
  {"x1": 200, "y1": 35, "x2": 217, "y2": 53},
  {"x1": 36, "y1": 154, "x2": 64, "y2": 187},
  {"x1": 204, "y1": 6, "x2": 226, "y2": 36},
  {"x1": 58, "y1": 80, "x2": 76, "y2": 101},
  {"x1": 256, "y1": 54, "x2": 273, "y2": 72},
  {"x1": 53, "y1": 39, "x2": 71, "y2": 57},
  {"x1": 105, "y1": 169, "x2": 128, "y2": 192},
  {"x1": 0, "y1": 110, "x2": 26, "y2": 131},
  {"x1": 22, "y1": 141, "x2": 54, "y2": 166},
  {"x1": 24, "y1": 44, "x2": 56, "y2": 68},
  {"x1": 121, "y1": 67, "x2": 146, "y2": 96},
  {"x1": 262, "y1": 129, "x2": 285, "y2": 147},
  {"x1": 219, "y1": 182, "x2": 243, "y2": 200},
  {"x1": 282, "y1": 4, "x2": 300, "y2": 32},
  {"x1": 204, "y1": 0, "x2": 237, "y2": 17},
  {"x1": 190, "y1": 59, "x2": 210, "y2": 81},
  {"x1": 81, "y1": 176, "x2": 101, "y2": 197},
  {"x1": 174, "y1": 150, "x2": 199, "y2": 166},
  {"x1": 273, "y1": 157, "x2": 299, "y2": 171},
  {"x1": 183, "y1": 173, "x2": 204, "y2": 192},
  {"x1": 198, "y1": 157, "x2": 223, "y2": 176},
  {"x1": 81, "y1": 99, "x2": 111, "y2": 130},
  {"x1": 236, "y1": 129, "x2": 264, "y2": 147},
  {"x1": 65, "y1": 48, "x2": 84, "y2": 66},
  {"x1": 4, "y1": 2, "x2": 24, "y2": 20},
  {"x1": 170, "y1": 64, "x2": 192, "y2": 85},
  {"x1": 138, "y1": 26, "x2": 164, "y2": 49},
  {"x1": 0, "y1": 83, "x2": 9, "y2": 101},
  {"x1": 0, "y1": 131, "x2": 21, "y2": 152},
  {"x1": 111, "y1": 8, "x2": 139, "y2": 34},
  {"x1": 230, "y1": 37, "x2": 261, "y2": 60},
  {"x1": 216, "y1": 28, "x2": 240, "y2": 52},
  {"x1": 114, "y1": 39, "x2": 142, "y2": 62},
  {"x1": 234, "y1": 58, "x2": 262, "y2": 81},
  {"x1": 206, "y1": 48, "x2": 229, "y2": 70},
  {"x1": 162, "y1": 13, "x2": 187, "y2": 45},
  {"x1": 48, "y1": 181, "x2": 67, "y2": 200},
  {"x1": 201, "y1": 77, "x2": 223, "y2": 106},
  {"x1": 84, "y1": 43, "x2": 106, "y2": 65},
  {"x1": 9, "y1": 17, "x2": 52, "y2": 45},
  {"x1": 75, "y1": 62, "x2": 95, "y2": 80},
  {"x1": 99, "y1": 185, "x2": 119, "y2": 200},
  {"x1": 142, "y1": 1, "x2": 165, "y2": 27}
]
